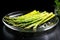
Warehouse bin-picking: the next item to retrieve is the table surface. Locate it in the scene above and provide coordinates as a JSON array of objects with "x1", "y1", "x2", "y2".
[{"x1": 2, "y1": 21, "x2": 60, "y2": 40}]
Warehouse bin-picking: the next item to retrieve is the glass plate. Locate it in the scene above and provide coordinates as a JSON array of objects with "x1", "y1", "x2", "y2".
[{"x1": 2, "y1": 11, "x2": 59, "y2": 32}]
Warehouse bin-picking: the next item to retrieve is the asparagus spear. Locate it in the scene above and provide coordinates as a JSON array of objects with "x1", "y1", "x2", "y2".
[
  {"x1": 13, "y1": 11, "x2": 48, "y2": 23},
  {"x1": 16, "y1": 10, "x2": 39, "y2": 20},
  {"x1": 33, "y1": 12, "x2": 55, "y2": 31},
  {"x1": 42, "y1": 14, "x2": 55, "y2": 24},
  {"x1": 4, "y1": 11, "x2": 47, "y2": 27},
  {"x1": 4, "y1": 19, "x2": 16, "y2": 26},
  {"x1": 33, "y1": 14, "x2": 55, "y2": 31},
  {"x1": 14, "y1": 13, "x2": 44, "y2": 23},
  {"x1": 24, "y1": 12, "x2": 49, "y2": 29},
  {"x1": 4, "y1": 11, "x2": 47, "y2": 24},
  {"x1": 13, "y1": 14, "x2": 41, "y2": 23},
  {"x1": 24, "y1": 12, "x2": 53, "y2": 29},
  {"x1": 4, "y1": 10, "x2": 55, "y2": 32},
  {"x1": 13, "y1": 11, "x2": 40, "y2": 23},
  {"x1": 11, "y1": 14, "x2": 42, "y2": 27},
  {"x1": 4, "y1": 10, "x2": 40, "y2": 26},
  {"x1": 11, "y1": 14, "x2": 44, "y2": 27}
]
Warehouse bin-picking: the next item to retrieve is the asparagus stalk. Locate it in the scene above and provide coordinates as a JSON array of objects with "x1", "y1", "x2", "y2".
[
  {"x1": 24, "y1": 12, "x2": 48, "y2": 29},
  {"x1": 13, "y1": 11, "x2": 41, "y2": 23},
  {"x1": 4, "y1": 10, "x2": 55, "y2": 32},
  {"x1": 16, "y1": 10, "x2": 39, "y2": 20},
  {"x1": 13, "y1": 13, "x2": 41, "y2": 23},
  {"x1": 12, "y1": 15, "x2": 42, "y2": 27},
  {"x1": 41, "y1": 14, "x2": 55, "y2": 24},
  {"x1": 4, "y1": 10, "x2": 41, "y2": 27},
  {"x1": 24, "y1": 12, "x2": 53, "y2": 29},
  {"x1": 33, "y1": 12, "x2": 55, "y2": 31},
  {"x1": 14, "y1": 11, "x2": 48, "y2": 23},
  {"x1": 4, "y1": 19, "x2": 16, "y2": 26},
  {"x1": 4, "y1": 11, "x2": 47, "y2": 24},
  {"x1": 33, "y1": 14, "x2": 55, "y2": 31}
]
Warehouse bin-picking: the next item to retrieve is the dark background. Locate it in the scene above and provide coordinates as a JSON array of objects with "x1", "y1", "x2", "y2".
[{"x1": 0, "y1": 0, "x2": 54, "y2": 40}]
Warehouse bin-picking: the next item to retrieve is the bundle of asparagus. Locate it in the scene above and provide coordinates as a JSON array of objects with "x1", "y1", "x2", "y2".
[{"x1": 4, "y1": 10, "x2": 55, "y2": 32}]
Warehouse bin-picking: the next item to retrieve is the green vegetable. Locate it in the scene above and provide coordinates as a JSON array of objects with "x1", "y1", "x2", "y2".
[
  {"x1": 33, "y1": 13, "x2": 55, "y2": 31},
  {"x1": 24, "y1": 12, "x2": 49, "y2": 29},
  {"x1": 18, "y1": 12, "x2": 47, "y2": 27},
  {"x1": 55, "y1": 0, "x2": 60, "y2": 15},
  {"x1": 4, "y1": 10, "x2": 55, "y2": 32}
]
